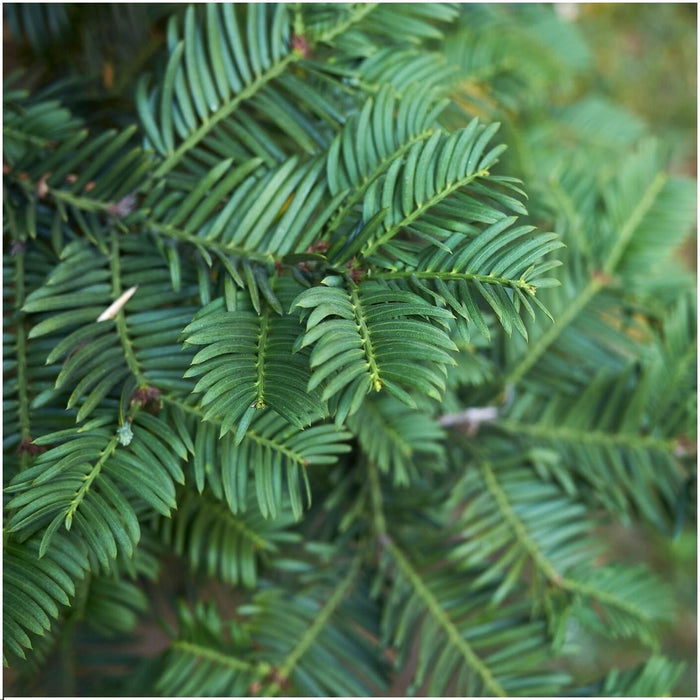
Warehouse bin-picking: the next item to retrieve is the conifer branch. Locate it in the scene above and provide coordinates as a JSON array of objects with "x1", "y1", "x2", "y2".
[
  {"x1": 3, "y1": 4, "x2": 693, "y2": 693},
  {"x1": 152, "y1": 3, "x2": 377, "y2": 179},
  {"x1": 506, "y1": 277, "x2": 602, "y2": 386},
  {"x1": 388, "y1": 540, "x2": 508, "y2": 697},
  {"x1": 147, "y1": 221, "x2": 277, "y2": 265},
  {"x1": 350, "y1": 283, "x2": 383, "y2": 392},
  {"x1": 324, "y1": 128, "x2": 436, "y2": 237},
  {"x1": 495, "y1": 419, "x2": 675, "y2": 453},
  {"x1": 64, "y1": 436, "x2": 119, "y2": 529},
  {"x1": 260, "y1": 552, "x2": 364, "y2": 696},
  {"x1": 152, "y1": 55, "x2": 297, "y2": 178},
  {"x1": 383, "y1": 269, "x2": 537, "y2": 292},
  {"x1": 368, "y1": 461, "x2": 507, "y2": 697},
  {"x1": 108, "y1": 232, "x2": 145, "y2": 387},
  {"x1": 163, "y1": 396, "x2": 308, "y2": 467},
  {"x1": 478, "y1": 458, "x2": 662, "y2": 626},
  {"x1": 361, "y1": 168, "x2": 490, "y2": 260},
  {"x1": 505, "y1": 173, "x2": 668, "y2": 385},
  {"x1": 315, "y1": 3, "x2": 377, "y2": 44},
  {"x1": 603, "y1": 173, "x2": 667, "y2": 275},
  {"x1": 171, "y1": 640, "x2": 257, "y2": 672}
]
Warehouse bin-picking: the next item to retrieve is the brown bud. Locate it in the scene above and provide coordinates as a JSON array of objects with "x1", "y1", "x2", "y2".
[
  {"x1": 291, "y1": 34, "x2": 311, "y2": 58},
  {"x1": 591, "y1": 270, "x2": 615, "y2": 287},
  {"x1": 306, "y1": 240, "x2": 329, "y2": 254},
  {"x1": 103, "y1": 61, "x2": 114, "y2": 89},
  {"x1": 270, "y1": 669, "x2": 288, "y2": 687},
  {"x1": 348, "y1": 259, "x2": 365, "y2": 283},
  {"x1": 131, "y1": 386, "x2": 162, "y2": 413},
  {"x1": 17, "y1": 437, "x2": 46, "y2": 456}
]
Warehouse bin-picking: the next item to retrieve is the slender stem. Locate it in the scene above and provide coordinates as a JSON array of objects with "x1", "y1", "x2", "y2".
[
  {"x1": 325, "y1": 128, "x2": 436, "y2": 238},
  {"x1": 350, "y1": 283, "x2": 382, "y2": 391},
  {"x1": 244, "y1": 430, "x2": 306, "y2": 466},
  {"x1": 602, "y1": 173, "x2": 666, "y2": 276},
  {"x1": 479, "y1": 459, "x2": 563, "y2": 584},
  {"x1": 109, "y1": 230, "x2": 145, "y2": 386},
  {"x1": 367, "y1": 461, "x2": 507, "y2": 697},
  {"x1": 161, "y1": 395, "x2": 307, "y2": 466},
  {"x1": 172, "y1": 640, "x2": 258, "y2": 672},
  {"x1": 49, "y1": 186, "x2": 114, "y2": 213},
  {"x1": 254, "y1": 311, "x2": 270, "y2": 409},
  {"x1": 260, "y1": 552, "x2": 364, "y2": 696},
  {"x1": 315, "y1": 3, "x2": 377, "y2": 44},
  {"x1": 361, "y1": 169, "x2": 489, "y2": 261},
  {"x1": 505, "y1": 173, "x2": 667, "y2": 387},
  {"x1": 153, "y1": 55, "x2": 297, "y2": 179},
  {"x1": 367, "y1": 460, "x2": 388, "y2": 538},
  {"x1": 479, "y1": 458, "x2": 654, "y2": 623},
  {"x1": 564, "y1": 578, "x2": 654, "y2": 623},
  {"x1": 147, "y1": 220, "x2": 276, "y2": 265},
  {"x1": 388, "y1": 542, "x2": 508, "y2": 697},
  {"x1": 65, "y1": 436, "x2": 118, "y2": 527},
  {"x1": 209, "y1": 498, "x2": 273, "y2": 551},
  {"x1": 505, "y1": 278, "x2": 602, "y2": 386},
  {"x1": 496, "y1": 419, "x2": 675, "y2": 453},
  {"x1": 382, "y1": 269, "x2": 535, "y2": 293}
]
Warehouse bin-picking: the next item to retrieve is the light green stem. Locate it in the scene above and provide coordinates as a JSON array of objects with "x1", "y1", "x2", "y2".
[
  {"x1": 147, "y1": 220, "x2": 276, "y2": 265},
  {"x1": 383, "y1": 269, "x2": 535, "y2": 293},
  {"x1": 153, "y1": 3, "x2": 378, "y2": 179},
  {"x1": 109, "y1": 231, "x2": 145, "y2": 386},
  {"x1": 351, "y1": 283, "x2": 382, "y2": 391},
  {"x1": 261, "y1": 552, "x2": 364, "y2": 696},
  {"x1": 361, "y1": 169, "x2": 489, "y2": 261},
  {"x1": 325, "y1": 128, "x2": 436, "y2": 238},
  {"x1": 161, "y1": 395, "x2": 307, "y2": 466},
  {"x1": 253, "y1": 312, "x2": 271, "y2": 408},
  {"x1": 153, "y1": 54, "x2": 297, "y2": 179},
  {"x1": 505, "y1": 172, "x2": 667, "y2": 386},
  {"x1": 496, "y1": 419, "x2": 675, "y2": 453},
  {"x1": 172, "y1": 640, "x2": 258, "y2": 672},
  {"x1": 65, "y1": 437, "x2": 118, "y2": 526},
  {"x1": 479, "y1": 459, "x2": 653, "y2": 623},
  {"x1": 367, "y1": 461, "x2": 507, "y2": 697}
]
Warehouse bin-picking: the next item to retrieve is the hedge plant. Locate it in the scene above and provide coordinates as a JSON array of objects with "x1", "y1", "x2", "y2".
[{"x1": 3, "y1": 3, "x2": 696, "y2": 696}]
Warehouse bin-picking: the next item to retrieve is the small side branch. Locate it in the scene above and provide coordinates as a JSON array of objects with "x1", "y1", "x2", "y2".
[{"x1": 260, "y1": 552, "x2": 364, "y2": 697}]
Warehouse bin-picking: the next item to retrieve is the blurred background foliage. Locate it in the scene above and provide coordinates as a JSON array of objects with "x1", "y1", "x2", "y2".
[
  {"x1": 3, "y1": 2, "x2": 696, "y2": 696},
  {"x1": 570, "y1": 5, "x2": 696, "y2": 695},
  {"x1": 577, "y1": 3, "x2": 696, "y2": 171}
]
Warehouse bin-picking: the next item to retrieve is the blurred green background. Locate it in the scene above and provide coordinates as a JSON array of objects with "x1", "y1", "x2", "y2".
[
  {"x1": 578, "y1": 3, "x2": 696, "y2": 173},
  {"x1": 571, "y1": 4, "x2": 696, "y2": 695}
]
